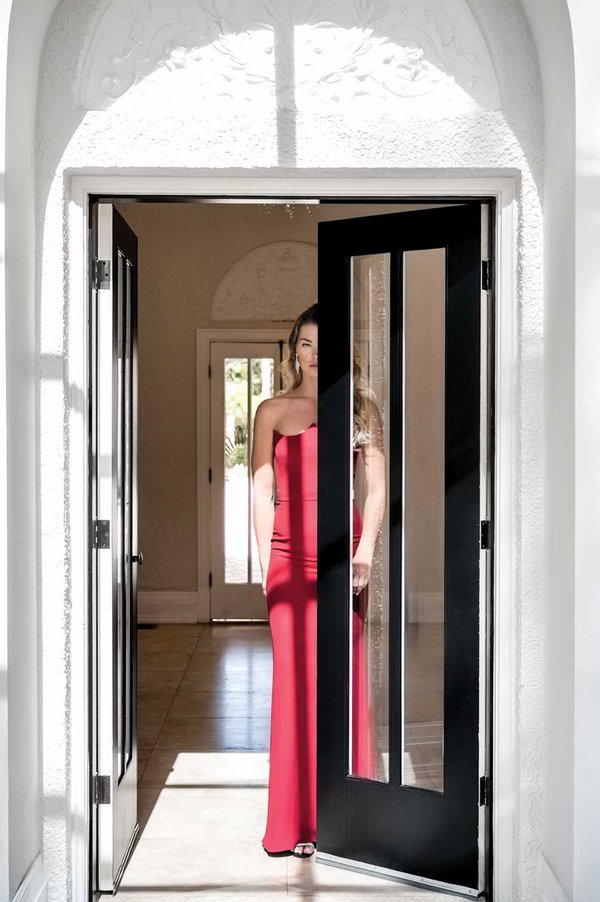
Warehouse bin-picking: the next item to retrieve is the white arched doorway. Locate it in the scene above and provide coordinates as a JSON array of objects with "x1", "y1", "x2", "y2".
[
  {"x1": 77, "y1": 175, "x2": 516, "y2": 902},
  {"x1": 3, "y1": 0, "x2": 593, "y2": 900}
]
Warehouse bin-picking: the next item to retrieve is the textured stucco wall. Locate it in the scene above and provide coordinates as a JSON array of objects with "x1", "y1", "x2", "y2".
[
  {"x1": 34, "y1": 0, "x2": 544, "y2": 900},
  {"x1": 516, "y1": 1, "x2": 576, "y2": 894},
  {"x1": 4, "y1": 0, "x2": 61, "y2": 897},
  {"x1": 565, "y1": 2, "x2": 600, "y2": 897}
]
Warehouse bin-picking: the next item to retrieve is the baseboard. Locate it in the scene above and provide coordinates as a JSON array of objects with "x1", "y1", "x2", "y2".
[
  {"x1": 137, "y1": 590, "x2": 201, "y2": 623},
  {"x1": 535, "y1": 854, "x2": 571, "y2": 902},
  {"x1": 12, "y1": 854, "x2": 48, "y2": 902}
]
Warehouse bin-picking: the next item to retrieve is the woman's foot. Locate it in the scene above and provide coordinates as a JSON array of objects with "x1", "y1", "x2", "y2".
[{"x1": 293, "y1": 841, "x2": 316, "y2": 858}]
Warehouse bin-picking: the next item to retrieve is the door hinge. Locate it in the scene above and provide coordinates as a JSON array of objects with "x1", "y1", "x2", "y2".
[
  {"x1": 481, "y1": 259, "x2": 492, "y2": 292},
  {"x1": 479, "y1": 775, "x2": 491, "y2": 806},
  {"x1": 208, "y1": 467, "x2": 212, "y2": 483},
  {"x1": 480, "y1": 519, "x2": 492, "y2": 550},
  {"x1": 208, "y1": 363, "x2": 212, "y2": 379},
  {"x1": 94, "y1": 774, "x2": 111, "y2": 805},
  {"x1": 93, "y1": 259, "x2": 111, "y2": 289},
  {"x1": 92, "y1": 519, "x2": 110, "y2": 549},
  {"x1": 208, "y1": 571, "x2": 213, "y2": 588}
]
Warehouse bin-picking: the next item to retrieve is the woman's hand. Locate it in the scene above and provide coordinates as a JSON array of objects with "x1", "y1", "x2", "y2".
[
  {"x1": 261, "y1": 559, "x2": 270, "y2": 596},
  {"x1": 352, "y1": 549, "x2": 372, "y2": 595}
]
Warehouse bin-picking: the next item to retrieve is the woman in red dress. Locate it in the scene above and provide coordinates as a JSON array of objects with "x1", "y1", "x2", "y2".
[{"x1": 251, "y1": 303, "x2": 385, "y2": 859}]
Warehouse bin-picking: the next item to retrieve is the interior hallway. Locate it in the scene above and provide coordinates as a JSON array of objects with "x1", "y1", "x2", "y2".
[{"x1": 113, "y1": 623, "x2": 471, "y2": 901}]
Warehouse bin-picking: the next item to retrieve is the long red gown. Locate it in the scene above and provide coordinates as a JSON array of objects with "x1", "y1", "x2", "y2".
[{"x1": 261, "y1": 421, "x2": 375, "y2": 853}]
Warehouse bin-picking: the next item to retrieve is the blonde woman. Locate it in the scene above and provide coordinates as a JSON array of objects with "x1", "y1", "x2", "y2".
[{"x1": 251, "y1": 303, "x2": 385, "y2": 859}]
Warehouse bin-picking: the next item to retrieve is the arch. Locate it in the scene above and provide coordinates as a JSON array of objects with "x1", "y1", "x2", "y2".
[
  {"x1": 77, "y1": 0, "x2": 501, "y2": 116},
  {"x1": 212, "y1": 240, "x2": 316, "y2": 320},
  {"x1": 1, "y1": 1, "x2": 580, "y2": 901}
]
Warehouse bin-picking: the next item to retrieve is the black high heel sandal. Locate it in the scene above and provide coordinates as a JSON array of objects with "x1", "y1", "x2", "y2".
[{"x1": 292, "y1": 841, "x2": 316, "y2": 858}]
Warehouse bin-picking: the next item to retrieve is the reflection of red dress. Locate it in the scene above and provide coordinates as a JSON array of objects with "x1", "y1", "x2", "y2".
[{"x1": 262, "y1": 422, "x2": 375, "y2": 854}]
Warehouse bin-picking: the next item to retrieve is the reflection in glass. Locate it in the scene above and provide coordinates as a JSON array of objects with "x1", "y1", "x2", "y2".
[
  {"x1": 224, "y1": 357, "x2": 274, "y2": 584},
  {"x1": 349, "y1": 254, "x2": 390, "y2": 782},
  {"x1": 402, "y1": 248, "x2": 446, "y2": 793}
]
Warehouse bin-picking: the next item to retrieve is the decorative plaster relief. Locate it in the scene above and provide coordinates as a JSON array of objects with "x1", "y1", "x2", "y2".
[
  {"x1": 78, "y1": 0, "x2": 500, "y2": 115},
  {"x1": 212, "y1": 241, "x2": 316, "y2": 320}
]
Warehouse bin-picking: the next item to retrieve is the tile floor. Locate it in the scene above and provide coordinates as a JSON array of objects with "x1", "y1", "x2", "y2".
[{"x1": 115, "y1": 622, "x2": 472, "y2": 901}]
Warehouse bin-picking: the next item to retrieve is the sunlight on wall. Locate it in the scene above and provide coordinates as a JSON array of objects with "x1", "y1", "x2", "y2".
[{"x1": 78, "y1": 0, "x2": 500, "y2": 117}]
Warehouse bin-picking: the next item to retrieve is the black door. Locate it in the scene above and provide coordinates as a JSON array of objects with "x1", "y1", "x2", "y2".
[
  {"x1": 317, "y1": 204, "x2": 492, "y2": 898},
  {"x1": 90, "y1": 203, "x2": 141, "y2": 891}
]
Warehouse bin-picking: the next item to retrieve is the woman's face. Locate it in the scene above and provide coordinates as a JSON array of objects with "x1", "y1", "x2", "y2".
[{"x1": 295, "y1": 323, "x2": 318, "y2": 377}]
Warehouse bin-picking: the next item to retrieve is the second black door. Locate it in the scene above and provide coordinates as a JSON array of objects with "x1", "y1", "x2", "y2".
[{"x1": 317, "y1": 203, "x2": 493, "y2": 898}]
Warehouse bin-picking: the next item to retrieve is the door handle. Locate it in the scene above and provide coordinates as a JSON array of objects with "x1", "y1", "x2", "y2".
[{"x1": 132, "y1": 552, "x2": 144, "y2": 565}]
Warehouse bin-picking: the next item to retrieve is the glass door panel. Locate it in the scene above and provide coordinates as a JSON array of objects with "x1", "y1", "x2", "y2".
[
  {"x1": 250, "y1": 358, "x2": 275, "y2": 583},
  {"x1": 224, "y1": 356, "x2": 250, "y2": 584},
  {"x1": 402, "y1": 248, "x2": 446, "y2": 793},
  {"x1": 349, "y1": 254, "x2": 390, "y2": 784},
  {"x1": 223, "y1": 355, "x2": 275, "y2": 585}
]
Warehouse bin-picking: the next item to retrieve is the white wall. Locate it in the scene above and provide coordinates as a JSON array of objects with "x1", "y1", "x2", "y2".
[
  {"x1": 516, "y1": 2, "x2": 576, "y2": 896},
  {"x1": 0, "y1": 4, "x2": 11, "y2": 896},
  {"x1": 3, "y1": 2, "x2": 61, "y2": 899},
  {"x1": 565, "y1": 2, "x2": 600, "y2": 897},
  {"x1": 1, "y1": 0, "x2": 594, "y2": 900},
  {"x1": 518, "y1": 2, "x2": 600, "y2": 899}
]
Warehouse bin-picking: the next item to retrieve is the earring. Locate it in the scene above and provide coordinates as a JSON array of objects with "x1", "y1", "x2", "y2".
[{"x1": 294, "y1": 356, "x2": 300, "y2": 373}]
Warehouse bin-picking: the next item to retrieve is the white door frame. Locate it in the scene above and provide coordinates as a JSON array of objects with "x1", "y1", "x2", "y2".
[
  {"x1": 68, "y1": 174, "x2": 518, "y2": 902},
  {"x1": 197, "y1": 328, "x2": 291, "y2": 622}
]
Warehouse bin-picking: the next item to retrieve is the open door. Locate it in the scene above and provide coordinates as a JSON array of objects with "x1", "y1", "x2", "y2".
[
  {"x1": 317, "y1": 204, "x2": 493, "y2": 897},
  {"x1": 89, "y1": 203, "x2": 140, "y2": 892}
]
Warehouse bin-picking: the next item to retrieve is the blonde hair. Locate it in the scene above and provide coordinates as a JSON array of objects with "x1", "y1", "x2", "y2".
[
  {"x1": 277, "y1": 303, "x2": 317, "y2": 395},
  {"x1": 277, "y1": 304, "x2": 382, "y2": 448}
]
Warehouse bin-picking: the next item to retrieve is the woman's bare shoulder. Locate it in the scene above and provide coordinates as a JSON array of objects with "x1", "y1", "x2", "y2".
[
  {"x1": 254, "y1": 396, "x2": 287, "y2": 426},
  {"x1": 256, "y1": 395, "x2": 307, "y2": 433}
]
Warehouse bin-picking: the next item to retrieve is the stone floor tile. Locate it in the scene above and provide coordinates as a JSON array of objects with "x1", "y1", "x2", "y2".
[
  {"x1": 138, "y1": 651, "x2": 194, "y2": 671},
  {"x1": 118, "y1": 836, "x2": 286, "y2": 893},
  {"x1": 136, "y1": 785, "x2": 267, "y2": 839},
  {"x1": 140, "y1": 749, "x2": 269, "y2": 787},
  {"x1": 138, "y1": 671, "x2": 186, "y2": 691},
  {"x1": 138, "y1": 716, "x2": 169, "y2": 746},
  {"x1": 178, "y1": 668, "x2": 272, "y2": 692},
  {"x1": 155, "y1": 715, "x2": 270, "y2": 751},
  {"x1": 168, "y1": 689, "x2": 271, "y2": 719},
  {"x1": 138, "y1": 635, "x2": 200, "y2": 654},
  {"x1": 185, "y1": 653, "x2": 272, "y2": 673},
  {"x1": 138, "y1": 686, "x2": 179, "y2": 706},
  {"x1": 138, "y1": 747, "x2": 154, "y2": 781},
  {"x1": 138, "y1": 624, "x2": 206, "y2": 637},
  {"x1": 117, "y1": 622, "x2": 460, "y2": 902}
]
